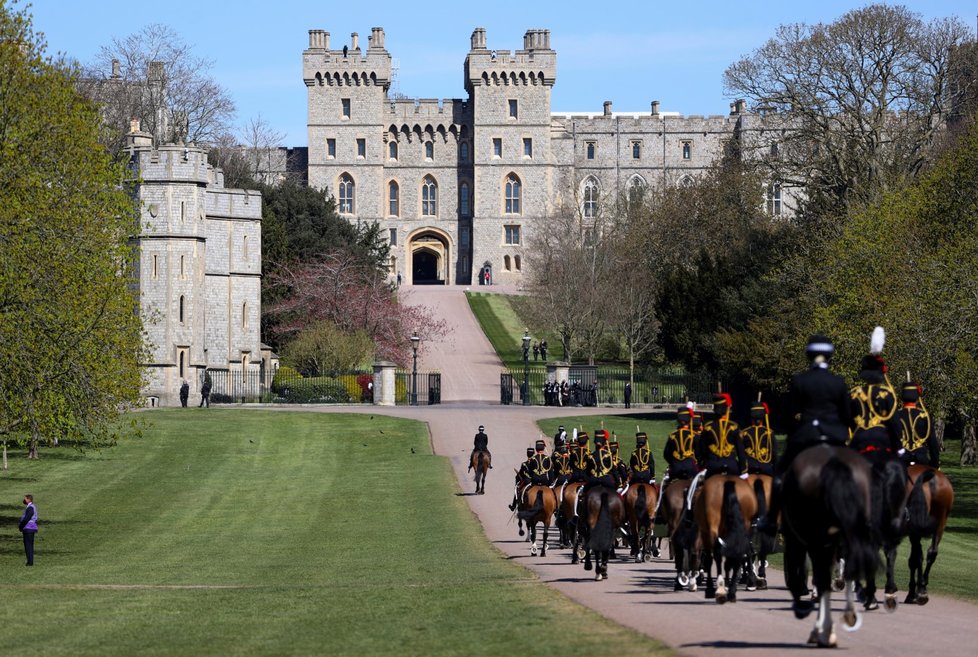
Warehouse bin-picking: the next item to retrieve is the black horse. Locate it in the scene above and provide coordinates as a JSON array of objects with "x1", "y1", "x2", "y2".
[
  {"x1": 577, "y1": 485, "x2": 624, "y2": 580},
  {"x1": 781, "y1": 444, "x2": 878, "y2": 647},
  {"x1": 858, "y1": 452, "x2": 909, "y2": 611}
]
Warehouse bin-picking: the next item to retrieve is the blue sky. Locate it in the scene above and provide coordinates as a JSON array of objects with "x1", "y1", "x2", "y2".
[{"x1": 29, "y1": 0, "x2": 978, "y2": 146}]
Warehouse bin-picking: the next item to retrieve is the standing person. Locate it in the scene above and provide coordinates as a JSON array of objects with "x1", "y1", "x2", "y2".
[
  {"x1": 624, "y1": 382, "x2": 632, "y2": 409},
  {"x1": 540, "y1": 340, "x2": 548, "y2": 361},
  {"x1": 469, "y1": 425, "x2": 491, "y2": 471},
  {"x1": 179, "y1": 380, "x2": 189, "y2": 407},
  {"x1": 19, "y1": 494, "x2": 38, "y2": 566},
  {"x1": 199, "y1": 374, "x2": 212, "y2": 408},
  {"x1": 396, "y1": 271, "x2": 402, "y2": 287},
  {"x1": 757, "y1": 334, "x2": 854, "y2": 534},
  {"x1": 533, "y1": 342, "x2": 539, "y2": 361}
]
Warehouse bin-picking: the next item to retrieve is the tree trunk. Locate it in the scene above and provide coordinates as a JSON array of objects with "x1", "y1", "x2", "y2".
[
  {"x1": 933, "y1": 415, "x2": 946, "y2": 453},
  {"x1": 28, "y1": 428, "x2": 39, "y2": 460},
  {"x1": 961, "y1": 422, "x2": 976, "y2": 466}
]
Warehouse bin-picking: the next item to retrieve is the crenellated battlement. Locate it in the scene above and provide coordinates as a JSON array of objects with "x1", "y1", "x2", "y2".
[
  {"x1": 303, "y1": 27, "x2": 391, "y2": 90},
  {"x1": 129, "y1": 142, "x2": 211, "y2": 186},
  {"x1": 465, "y1": 27, "x2": 556, "y2": 92}
]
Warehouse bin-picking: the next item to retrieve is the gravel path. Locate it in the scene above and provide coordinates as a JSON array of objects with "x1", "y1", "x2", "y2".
[{"x1": 302, "y1": 287, "x2": 978, "y2": 656}]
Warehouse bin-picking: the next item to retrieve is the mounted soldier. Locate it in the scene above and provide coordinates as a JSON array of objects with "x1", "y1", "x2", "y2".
[
  {"x1": 552, "y1": 425, "x2": 567, "y2": 455},
  {"x1": 664, "y1": 407, "x2": 698, "y2": 481},
  {"x1": 898, "y1": 382, "x2": 939, "y2": 468},
  {"x1": 569, "y1": 430, "x2": 591, "y2": 482},
  {"x1": 609, "y1": 440, "x2": 629, "y2": 491},
  {"x1": 528, "y1": 439, "x2": 552, "y2": 487},
  {"x1": 696, "y1": 393, "x2": 747, "y2": 479},
  {"x1": 469, "y1": 425, "x2": 491, "y2": 471},
  {"x1": 742, "y1": 402, "x2": 777, "y2": 476},
  {"x1": 551, "y1": 443, "x2": 574, "y2": 486},
  {"x1": 849, "y1": 341, "x2": 902, "y2": 459},
  {"x1": 509, "y1": 447, "x2": 537, "y2": 511},
  {"x1": 630, "y1": 432, "x2": 656, "y2": 486}
]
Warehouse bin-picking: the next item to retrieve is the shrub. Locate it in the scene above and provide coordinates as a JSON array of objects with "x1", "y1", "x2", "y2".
[
  {"x1": 274, "y1": 376, "x2": 351, "y2": 403},
  {"x1": 272, "y1": 366, "x2": 302, "y2": 394}
]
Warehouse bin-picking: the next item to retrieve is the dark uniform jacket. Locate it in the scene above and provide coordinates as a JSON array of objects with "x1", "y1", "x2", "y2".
[
  {"x1": 551, "y1": 451, "x2": 574, "y2": 484},
  {"x1": 526, "y1": 453, "x2": 552, "y2": 486},
  {"x1": 742, "y1": 423, "x2": 777, "y2": 476},
  {"x1": 629, "y1": 447, "x2": 655, "y2": 484},
  {"x1": 585, "y1": 447, "x2": 620, "y2": 488},
  {"x1": 473, "y1": 431, "x2": 489, "y2": 451},
  {"x1": 898, "y1": 404, "x2": 940, "y2": 468},
  {"x1": 849, "y1": 379, "x2": 901, "y2": 455},
  {"x1": 789, "y1": 364, "x2": 853, "y2": 447},
  {"x1": 570, "y1": 444, "x2": 590, "y2": 481},
  {"x1": 663, "y1": 426, "x2": 698, "y2": 480},
  {"x1": 697, "y1": 415, "x2": 746, "y2": 477}
]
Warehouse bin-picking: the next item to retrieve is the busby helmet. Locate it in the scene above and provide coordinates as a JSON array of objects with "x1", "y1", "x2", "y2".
[
  {"x1": 750, "y1": 402, "x2": 769, "y2": 421},
  {"x1": 535, "y1": 439, "x2": 546, "y2": 452},
  {"x1": 676, "y1": 408, "x2": 692, "y2": 426},
  {"x1": 692, "y1": 414, "x2": 704, "y2": 430},
  {"x1": 713, "y1": 393, "x2": 732, "y2": 412},
  {"x1": 901, "y1": 382, "x2": 921, "y2": 403},
  {"x1": 805, "y1": 334, "x2": 835, "y2": 360},
  {"x1": 577, "y1": 431, "x2": 589, "y2": 446},
  {"x1": 557, "y1": 444, "x2": 569, "y2": 454},
  {"x1": 635, "y1": 432, "x2": 648, "y2": 446},
  {"x1": 525, "y1": 447, "x2": 535, "y2": 458},
  {"x1": 609, "y1": 441, "x2": 620, "y2": 453},
  {"x1": 594, "y1": 430, "x2": 608, "y2": 447}
]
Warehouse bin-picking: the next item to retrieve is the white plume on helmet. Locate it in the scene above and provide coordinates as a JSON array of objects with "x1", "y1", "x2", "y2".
[{"x1": 870, "y1": 326, "x2": 886, "y2": 356}]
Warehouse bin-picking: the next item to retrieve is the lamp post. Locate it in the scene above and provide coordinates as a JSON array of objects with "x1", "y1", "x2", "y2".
[
  {"x1": 522, "y1": 330, "x2": 531, "y2": 406},
  {"x1": 411, "y1": 332, "x2": 420, "y2": 406}
]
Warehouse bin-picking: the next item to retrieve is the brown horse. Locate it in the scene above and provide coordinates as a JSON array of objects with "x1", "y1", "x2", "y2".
[
  {"x1": 561, "y1": 481, "x2": 584, "y2": 555},
  {"x1": 624, "y1": 482, "x2": 659, "y2": 562},
  {"x1": 517, "y1": 485, "x2": 558, "y2": 556},
  {"x1": 470, "y1": 450, "x2": 490, "y2": 495},
  {"x1": 904, "y1": 464, "x2": 954, "y2": 605},
  {"x1": 693, "y1": 475, "x2": 757, "y2": 603},
  {"x1": 579, "y1": 485, "x2": 625, "y2": 580},
  {"x1": 661, "y1": 478, "x2": 700, "y2": 590}
]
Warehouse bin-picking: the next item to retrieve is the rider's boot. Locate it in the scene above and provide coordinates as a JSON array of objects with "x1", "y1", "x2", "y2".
[{"x1": 755, "y1": 475, "x2": 782, "y2": 536}]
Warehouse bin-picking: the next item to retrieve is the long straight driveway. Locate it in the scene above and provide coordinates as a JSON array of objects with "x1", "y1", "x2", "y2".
[{"x1": 302, "y1": 287, "x2": 976, "y2": 657}]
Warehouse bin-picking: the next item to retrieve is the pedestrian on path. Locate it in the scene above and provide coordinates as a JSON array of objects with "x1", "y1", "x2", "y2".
[{"x1": 179, "y1": 380, "x2": 189, "y2": 407}]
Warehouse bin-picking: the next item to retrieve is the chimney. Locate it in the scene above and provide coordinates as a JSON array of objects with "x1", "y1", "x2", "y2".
[
  {"x1": 651, "y1": 100, "x2": 660, "y2": 116},
  {"x1": 351, "y1": 32, "x2": 359, "y2": 50},
  {"x1": 148, "y1": 61, "x2": 163, "y2": 83},
  {"x1": 371, "y1": 27, "x2": 385, "y2": 49},
  {"x1": 111, "y1": 58, "x2": 121, "y2": 79},
  {"x1": 603, "y1": 101, "x2": 613, "y2": 116},
  {"x1": 734, "y1": 99, "x2": 747, "y2": 114},
  {"x1": 471, "y1": 27, "x2": 487, "y2": 50}
]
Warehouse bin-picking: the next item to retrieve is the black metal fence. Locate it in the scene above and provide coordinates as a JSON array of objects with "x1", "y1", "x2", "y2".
[
  {"x1": 207, "y1": 368, "x2": 375, "y2": 404},
  {"x1": 395, "y1": 370, "x2": 441, "y2": 405},
  {"x1": 500, "y1": 365, "x2": 717, "y2": 407}
]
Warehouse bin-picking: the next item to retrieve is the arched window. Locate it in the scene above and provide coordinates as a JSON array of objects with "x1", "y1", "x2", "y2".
[
  {"x1": 425, "y1": 141, "x2": 434, "y2": 160},
  {"x1": 460, "y1": 182, "x2": 471, "y2": 217},
  {"x1": 242, "y1": 302, "x2": 248, "y2": 329},
  {"x1": 388, "y1": 181, "x2": 399, "y2": 217},
  {"x1": 628, "y1": 176, "x2": 646, "y2": 207},
  {"x1": 242, "y1": 235, "x2": 248, "y2": 260},
  {"x1": 583, "y1": 178, "x2": 599, "y2": 218},
  {"x1": 421, "y1": 176, "x2": 437, "y2": 217},
  {"x1": 681, "y1": 141, "x2": 692, "y2": 160},
  {"x1": 459, "y1": 142, "x2": 469, "y2": 162},
  {"x1": 586, "y1": 142, "x2": 595, "y2": 159},
  {"x1": 504, "y1": 255, "x2": 512, "y2": 271},
  {"x1": 179, "y1": 351, "x2": 185, "y2": 379},
  {"x1": 677, "y1": 175, "x2": 694, "y2": 188},
  {"x1": 389, "y1": 141, "x2": 398, "y2": 160},
  {"x1": 514, "y1": 255, "x2": 522, "y2": 271},
  {"x1": 179, "y1": 295, "x2": 185, "y2": 323},
  {"x1": 180, "y1": 255, "x2": 185, "y2": 279},
  {"x1": 338, "y1": 174, "x2": 355, "y2": 214},
  {"x1": 505, "y1": 174, "x2": 521, "y2": 215}
]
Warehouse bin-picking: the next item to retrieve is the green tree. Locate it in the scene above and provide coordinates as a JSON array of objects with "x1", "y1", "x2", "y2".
[
  {"x1": 280, "y1": 321, "x2": 374, "y2": 375},
  {"x1": 0, "y1": 1, "x2": 144, "y2": 458}
]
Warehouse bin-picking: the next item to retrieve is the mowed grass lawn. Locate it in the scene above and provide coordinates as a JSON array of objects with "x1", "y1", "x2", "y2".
[
  {"x1": 540, "y1": 414, "x2": 978, "y2": 603},
  {"x1": 466, "y1": 292, "x2": 531, "y2": 370},
  {"x1": 0, "y1": 409, "x2": 672, "y2": 657}
]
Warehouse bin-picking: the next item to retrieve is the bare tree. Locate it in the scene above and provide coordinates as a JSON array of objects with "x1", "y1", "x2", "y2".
[
  {"x1": 724, "y1": 4, "x2": 972, "y2": 214},
  {"x1": 80, "y1": 24, "x2": 235, "y2": 156},
  {"x1": 240, "y1": 115, "x2": 287, "y2": 184}
]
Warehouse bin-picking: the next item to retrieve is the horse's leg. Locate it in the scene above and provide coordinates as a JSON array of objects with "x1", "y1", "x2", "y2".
[
  {"x1": 784, "y1": 535, "x2": 813, "y2": 619},
  {"x1": 704, "y1": 543, "x2": 718, "y2": 600},
  {"x1": 541, "y1": 520, "x2": 549, "y2": 557},
  {"x1": 808, "y1": 589, "x2": 837, "y2": 647},
  {"x1": 842, "y1": 579, "x2": 863, "y2": 631},
  {"x1": 529, "y1": 522, "x2": 538, "y2": 556},
  {"x1": 905, "y1": 534, "x2": 922, "y2": 604},
  {"x1": 883, "y1": 541, "x2": 899, "y2": 612},
  {"x1": 714, "y1": 539, "x2": 728, "y2": 604},
  {"x1": 919, "y1": 526, "x2": 944, "y2": 605}
]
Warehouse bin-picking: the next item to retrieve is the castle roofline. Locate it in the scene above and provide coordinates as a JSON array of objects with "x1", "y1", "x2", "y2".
[{"x1": 551, "y1": 111, "x2": 683, "y2": 119}]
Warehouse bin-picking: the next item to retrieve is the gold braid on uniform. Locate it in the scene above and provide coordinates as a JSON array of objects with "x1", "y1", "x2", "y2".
[
  {"x1": 633, "y1": 447, "x2": 651, "y2": 472},
  {"x1": 669, "y1": 427, "x2": 696, "y2": 461},
  {"x1": 901, "y1": 408, "x2": 932, "y2": 451},
  {"x1": 532, "y1": 454, "x2": 550, "y2": 477},
  {"x1": 851, "y1": 383, "x2": 897, "y2": 431},
  {"x1": 707, "y1": 417, "x2": 736, "y2": 458},
  {"x1": 743, "y1": 425, "x2": 773, "y2": 464}
]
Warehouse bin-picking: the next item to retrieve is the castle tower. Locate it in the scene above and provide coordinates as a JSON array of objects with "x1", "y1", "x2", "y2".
[
  {"x1": 465, "y1": 28, "x2": 556, "y2": 286},
  {"x1": 304, "y1": 27, "x2": 391, "y2": 210}
]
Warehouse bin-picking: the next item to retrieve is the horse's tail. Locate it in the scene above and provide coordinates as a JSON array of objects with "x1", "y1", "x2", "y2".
[
  {"x1": 518, "y1": 489, "x2": 544, "y2": 521},
  {"x1": 821, "y1": 458, "x2": 877, "y2": 583},
  {"x1": 722, "y1": 480, "x2": 749, "y2": 559},
  {"x1": 635, "y1": 484, "x2": 649, "y2": 523},
  {"x1": 477, "y1": 451, "x2": 485, "y2": 475},
  {"x1": 908, "y1": 470, "x2": 938, "y2": 536},
  {"x1": 590, "y1": 491, "x2": 615, "y2": 552},
  {"x1": 752, "y1": 478, "x2": 776, "y2": 556}
]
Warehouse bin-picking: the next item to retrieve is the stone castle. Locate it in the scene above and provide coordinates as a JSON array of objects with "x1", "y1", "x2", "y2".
[
  {"x1": 303, "y1": 26, "x2": 788, "y2": 287},
  {"x1": 126, "y1": 125, "x2": 269, "y2": 406}
]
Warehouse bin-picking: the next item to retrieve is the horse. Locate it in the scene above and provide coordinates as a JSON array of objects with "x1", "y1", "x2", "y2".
[
  {"x1": 747, "y1": 473, "x2": 776, "y2": 590},
  {"x1": 578, "y1": 485, "x2": 624, "y2": 580},
  {"x1": 858, "y1": 452, "x2": 909, "y2": 611},
  {"x1": 693, "y1": 475, "x2": 757, "y2": 603},
  {"x1": 661, "y1": 478, "x2": 700, "y2": 591},
  {"x1": 623, "y1": 482, "x2": 659, "y2": 562},
  {"x1": 780, "y1": 444, "x2": 877, "y2": 648},
  {"x1": 470, "y1": 450, "x2": 490, "y2": 495},
  {"x1": 558, "y1": 480, "x2": 584, "y2": 551},
  {"x1": 904, "y1": 464, "x2": 954, "y2": 605},
  {"x1": 517, "y1": 485, "x2": 558, "y2": 556}
]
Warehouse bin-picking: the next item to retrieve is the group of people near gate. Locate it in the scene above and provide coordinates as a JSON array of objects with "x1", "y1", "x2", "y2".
[{"x1": 485, "y1": 326, "x2": 941, "y2": 535}]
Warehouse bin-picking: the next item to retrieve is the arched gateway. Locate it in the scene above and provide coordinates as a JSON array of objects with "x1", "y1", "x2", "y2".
[{"x1": 408, "y1": 228, "x2": 452, "y2": 285}]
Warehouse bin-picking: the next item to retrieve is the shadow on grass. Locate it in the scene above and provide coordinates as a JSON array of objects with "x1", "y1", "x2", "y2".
[{"x1": 682, "y1": 640, "x2": 810, "y2": 651}]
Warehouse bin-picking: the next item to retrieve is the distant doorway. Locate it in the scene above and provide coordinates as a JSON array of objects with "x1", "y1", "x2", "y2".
[
  {"x1": 408, "y1": 229, "x2": 451, "y2": 285},
  {"x1": 413, "y1": 249, "x2": 440, "y2": 284}
]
